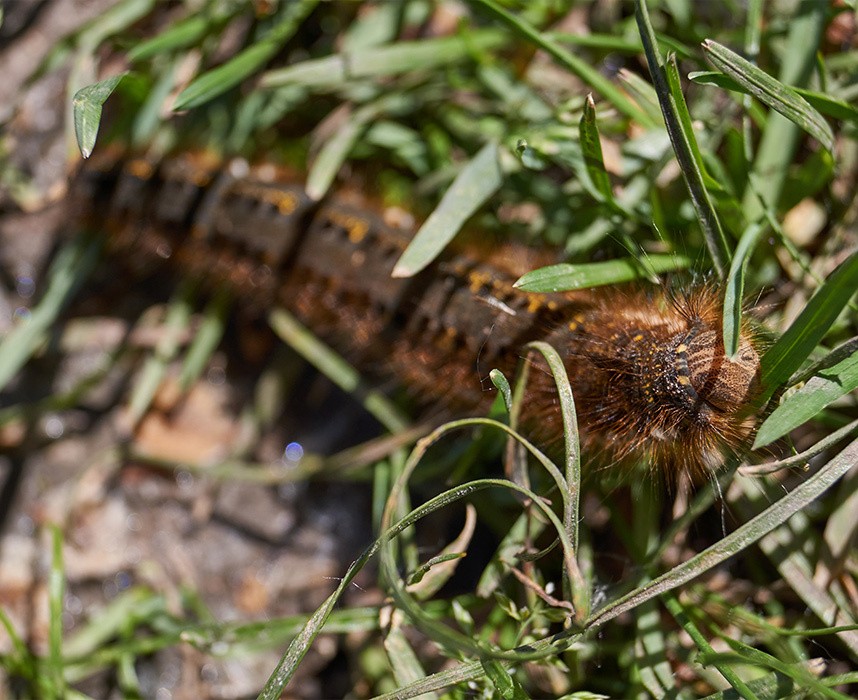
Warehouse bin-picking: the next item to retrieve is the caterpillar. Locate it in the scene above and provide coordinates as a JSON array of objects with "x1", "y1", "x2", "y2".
[{"x1": 71, "y1": 151, "x2": 762, "y2": 483}]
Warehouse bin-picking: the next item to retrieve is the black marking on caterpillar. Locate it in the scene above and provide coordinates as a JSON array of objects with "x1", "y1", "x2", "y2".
[{"x1": 72, "y1": 152, "x2": 762, "y2": 483}]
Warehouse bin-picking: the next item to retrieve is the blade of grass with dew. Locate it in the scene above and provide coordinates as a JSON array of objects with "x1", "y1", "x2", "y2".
[
  {"x1": 514, "y1": 254, "x2": 692, "y2": 292},
  {"x1": 173, "y1": 0, "x2": 318, "y2": 110},
  {"x1": 584, "y1": 437, "x2": 858, "y2": 631},
  {"x1": 72, "y1": 73, "x2": 128, "y2": 158},
  {"x1": 0, "y1": 237, "x2": 101, "y2": 392},
  {"x1": 306, "y1": 92, "x2": 415, "y2": 201},
  {"x1": 723, "y1": 221, "x2": 765, "y2": 357},
  {"x1": 257, "y1": 458, "x2": 526, "y2": 698},
  {"x1": 392, "y1": 141, "x2": 503, "y2": 277},
  {"x1": 735, "y1": 482, "x2": 858, "y2": 657},
  {"x1": 754, "y1": 350, "x2": 858, "y2": 449},
  {"x1": 524, "y1": 341, "x2": 582, "y2": 601},
  {"x1": 635, "y1": 0, "x2": 731, "y2": 277},
  {"x1": 470, "y1": 0, "x2": 656, "y2": 127},
  {"x1": 261, "y1": 30, "x2": 507, "y2": 89},
  {"x1": 702, "y1": 40, "x2": 834, "y2": 153},
  {"x1": 759, "y1": 249, "x2": 858, "y2": 401}
]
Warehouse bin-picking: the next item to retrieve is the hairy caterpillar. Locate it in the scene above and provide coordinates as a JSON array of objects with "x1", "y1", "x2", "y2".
[{"x1": 72, "y1": 152, "x2": 762, "y2": 482}]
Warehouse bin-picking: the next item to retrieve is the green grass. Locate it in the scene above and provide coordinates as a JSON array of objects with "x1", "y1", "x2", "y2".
[{"x1": 2, "y1": 0, "x2": 857, "y2": 698}]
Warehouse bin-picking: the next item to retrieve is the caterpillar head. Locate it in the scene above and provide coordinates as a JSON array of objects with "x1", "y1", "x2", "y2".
[{"x1": 673, "y1": 326, "x2": 760, "y2": 418}]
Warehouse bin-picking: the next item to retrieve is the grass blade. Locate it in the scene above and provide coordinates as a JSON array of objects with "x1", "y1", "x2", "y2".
[
  {"x1": 0, "y1": 237, "x2": 101, "y2": 392},
  {"x1": 306, "y1": 93, "x2": 414, "y2": 201},
  {"x1": 722, "y1": 221, "x2": 765, "y2": 357},
  {"x1": 127, "y1": 15, "x2": 212, "y2": 62},
  {"x1": 72, "y1": 73, "x2": 128, "y2": 158},
  {"x1": 392, "y1": 141, "x2": 502, "y2": 277},
  {"x1": 690, "y1": 71, "x2": 858, "y2": 124},
  {"x1": 754, "y1": 349, "x2": 858, "y2": 449},
  {"x1": 703, "y1": 40, "x2": 834, "y2": 153},
  {"x1": 261, "y1": 30, "x2": 507, "y2": 89},
  {"x1": 514, "y1": 254, "x2": 691, "y2": 292},
  {"x1": 586, "y1": 437, "x2": 858, "y2": 630},
  {"x1": 578, "y1": 94, "x2": 614, "y2": 205},
  {"x1": 268, "y1": 308, "x2": 408, "y2": 433},
  {"x1": 635, "y1": 0, "x2": 731, "y2": 277},
  {"x1": 47, "y1": 525, "x2": 66, "y2": 699},
  {"x1": 759, "y1": 250, "x2": 858, "y2": 398},
  {"x1": 174, "y1": 0, "x2": 318, "y2": 110},
  {"x1": 470, "y1": 0, "x2": 657, "y2": 127}
]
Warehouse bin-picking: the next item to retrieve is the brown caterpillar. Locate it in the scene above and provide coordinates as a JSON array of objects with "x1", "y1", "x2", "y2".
[{"x1": 71, "y1": 152, "x2": 762, "y2": 482}]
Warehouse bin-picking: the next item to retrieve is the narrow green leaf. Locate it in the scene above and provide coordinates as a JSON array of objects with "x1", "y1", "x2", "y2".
[
  {"x1": 306, "y1": 93, "x2": 413, "y2": 201},
  {"x1": 261, "y1": 30, "x2": 507, "y2": 89},
  {"x1": 635, "y1": 1, "x2": 731, "y2": 277},
  {"x1": 47, "y1": 525, "x2": 66, "y2": 699},
  {"x1": 754, "y1": 350, "x2": 858, "y2": 449},
  {"x1": 760, "y1": 250, "x2": 858, "y2": 397},
  {"x1": 173, "y1": 0, "x2": 318, "y2": 110},
  {"x1": 489, "y1": 369, "x2": 512, "y2": 413},
  {"x1": 702, "y1": 39, "x2": 834, "y2": 152},
  {"x1": 268, "y1": 308, "x2": 409, "y2": 433},
  {"x1": 178, "y1": 288, "x2": 231, "y2": 391},
  {"x1": 702, "y1": 641, "x2": 848, "y2": 700},
  {"x1": 127, "y1": 15, "x2": 210, "y2": 62},
  {"x1": 470, "y1": 0, "x2": 657, "y2": 127},
  {"x1": 690, "y1": 70, "x2": 858, "y2": 125},
  {"x1": 481, "y1": 658, "x2": 528, "y2": 700},
  {"x1": 392, "y1": 142, "x2": 503, "y2": 278},
  {"x1": 578, "y1": 94, "x2": 613, "y2": 204},
  {"x1": 514, "y1": 254, "x2": 692, "y2": 293},
  {"x1": 127, "y1": 282, "x2": 195, "y2": 428},
  {"x1": 586, "y1": 437, "x2": 858, "y2": 630},
  {"x1": 795, "y1": 88, "x2": 858, "y2": 124},
  {"x1": 722, "y1": 221, "x2": 765, "y2": 357},
  {"x1": 0, "y1": 238, "x2": 100, "y2": 391},
  {"x1": 383, "y1": 622, "x2": 434, "y2": 698},
  {"x1": 72, "y1": 73, "x2": 128, "y2": 158},
  {"x1": 617, "y1": 69, "x2": 663, "y2": 124},
  {"x1": 665, "y1": 594, "x2": 760, "y2": 700}
]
